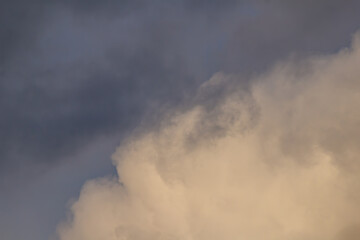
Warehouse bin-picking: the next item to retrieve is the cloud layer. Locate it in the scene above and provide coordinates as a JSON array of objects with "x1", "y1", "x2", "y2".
[
  {"x1": 57, "y1": 32, "x2": 360, "y2": 240},
  {"x1": 2, "y1": 0, "x2": 360, "y2": 182}
]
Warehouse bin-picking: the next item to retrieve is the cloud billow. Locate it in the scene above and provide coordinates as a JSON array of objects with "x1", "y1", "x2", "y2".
[{"x1": 57, "y1": 33, "x2": 360, "y2": 240}]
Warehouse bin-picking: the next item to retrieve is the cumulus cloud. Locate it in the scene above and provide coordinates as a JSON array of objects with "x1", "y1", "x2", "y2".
[{"x1": 57, "y1": 33, "x2": 360, "y2": 240}]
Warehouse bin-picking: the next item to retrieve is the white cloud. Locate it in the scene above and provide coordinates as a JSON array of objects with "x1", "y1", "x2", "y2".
[{"x1": 57, "y1": 33, "x2": 360, "y2": 240}]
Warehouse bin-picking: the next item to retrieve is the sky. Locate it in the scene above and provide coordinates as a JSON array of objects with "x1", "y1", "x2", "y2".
[{"x1": 1, "y1": 1, "x2": 360, "y2": 240}]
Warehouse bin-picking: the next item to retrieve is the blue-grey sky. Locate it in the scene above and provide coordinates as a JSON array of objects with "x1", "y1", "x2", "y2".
[{"x1": 1, "y1": 1, "x2": 360, "y2": 239}]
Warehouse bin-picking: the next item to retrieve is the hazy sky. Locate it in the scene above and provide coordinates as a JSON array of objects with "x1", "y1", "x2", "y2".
[{"x1": 1, "y1": 1, "x2": 360, "y2": 240}]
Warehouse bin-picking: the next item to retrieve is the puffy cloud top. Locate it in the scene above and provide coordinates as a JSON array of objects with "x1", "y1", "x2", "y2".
[{"x1": 57, "y1": 33, "x2": 360, "y2": 240}]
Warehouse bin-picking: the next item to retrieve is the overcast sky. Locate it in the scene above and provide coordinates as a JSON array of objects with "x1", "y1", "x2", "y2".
[{"x1": 1, "y1": 1, "x2": 360, "y2": 240}]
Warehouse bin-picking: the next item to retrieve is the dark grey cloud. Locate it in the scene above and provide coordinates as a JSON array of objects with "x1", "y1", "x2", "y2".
[
  {"x1": 2, "y1": 0, "x2": 360, "y2": 183},
  {"x1": 1, "y1": 0, "x2": 360, "y2": 181}
]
